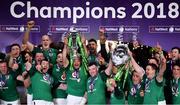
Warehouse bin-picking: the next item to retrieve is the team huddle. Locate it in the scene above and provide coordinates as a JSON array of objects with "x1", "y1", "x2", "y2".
[{"x1": 0, "y1": 21, "x2": 179, "y2": 105}]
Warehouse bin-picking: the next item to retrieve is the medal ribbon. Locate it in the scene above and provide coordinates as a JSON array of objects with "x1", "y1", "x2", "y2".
[
  {"x1": 89, "y1": 76, "x2": 97, "y2": 92},
  {"x1": 172, "y1": 78, "x2": 179, "y2": 96},
  {"x1": 145, "y1": 78, "x2": 151, "y2": 91},
  {"x1": 0, "y1": 74, "x2": 7, "y2": 90}
]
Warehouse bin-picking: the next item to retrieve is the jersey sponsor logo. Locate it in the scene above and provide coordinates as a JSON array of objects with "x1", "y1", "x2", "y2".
[
  {"x1": 40, "y1": 79, "x2": 51, "y2": 85},
  {"x1": 69, "y1": 77, "x2": 81, "y2": 82},
  {"x1": 70, "y1": 77, "x2": 77, "y2": 81}
]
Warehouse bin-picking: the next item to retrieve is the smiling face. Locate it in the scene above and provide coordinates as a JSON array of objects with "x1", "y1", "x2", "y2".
[
  {"x1": 0, "y1": 62, "x2": 8, "y2": 75},
  {"x1": 172, "y1": 65, "x2": 180, "y2": 79},
  {"x1": 145, "y1": 65, "x2": 156, "y2": 79},
  {"x1": 56, "y1": 53, "x2": 63, "y2": 65},
  {"x1": 25, "y1": 53, "x2": 32, "y2": 62},
  {"x1": 73, "y1": 57, "x2": 81, "y2": 69},
  {"x1": 35, "y1": 53, "x2": 44, "y2": 64},
  {"x1": 41, "y1": 60, "x2": 49, "y2": 73},
  {"x1": 132, "y1": 71, "x2": 141, "y2": 85},
  {"x1": 171, "y1": 49, "x2": 179, "y2": 60},
  {"x1": 41, "y1": 35, "x2": 51, "y2": 49},
  {"x1": 88, "y1": 41, "x2": 97, "y2": 54},
  {"x1": 88, "y1": 64, "x2": 98, "y2": 77},
  {"x1": 11, "y1": 45, "x2": 20, "y2": 58}
]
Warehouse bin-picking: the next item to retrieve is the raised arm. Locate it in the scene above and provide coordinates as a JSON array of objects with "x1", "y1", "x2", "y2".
[
  {"x1": 128, "y1": 49, "x2": 145, "y2": 77},
  {"x1": 22, "y1": 21, "x2": 35, "y2": 51},
  {"x1": 81, "y1": 35, "x2": 88, "y2": 57},
  {"x1": 155, "y1": 42, "x2": 166, "y2": 82},
  {"x1": 62, "y1": 37, "x2": 69, "y2": 68},
  {"x1": 105, "y1": 59, "x2": 112, "y2": 76},
  {"x1": 99, "y1": 29, "x2": 109, "y2": 62}
]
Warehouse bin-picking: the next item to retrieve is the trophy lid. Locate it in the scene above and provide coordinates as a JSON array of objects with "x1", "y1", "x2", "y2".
[{"x1": 69, "y1": 26, "x2": 77, "y2": 33}]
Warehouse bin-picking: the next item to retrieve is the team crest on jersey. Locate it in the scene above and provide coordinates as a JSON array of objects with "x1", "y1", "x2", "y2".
[
  {"x1": 61, "y1": 72, "x2": 66, "y2": 80},
  {"x1": 43, "y1": 74, "x2": 50, "y2": 81},
  {"x1": 72, "y1": 71, "x2": 77, "y2": 78},
  {"x1": 0, "y1": 81, "x2": 6, "y2": 87},
  {"x1": 130, "y1": 87, "x2": 136, "y2": 96},
  {"x1": 130, "y1": 84, "x2": 141, "y2": 96}
]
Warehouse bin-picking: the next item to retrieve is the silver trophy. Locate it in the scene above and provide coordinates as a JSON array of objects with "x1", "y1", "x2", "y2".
[
  {"x1": 112, "y1": 44, "x2": 129, "y2": 66},
  {"x1": 112, "y1": 26, "x2": 130, "y2": 66},
  {"x1": 69, "y1": 26, "x2": 79, "y2": 58}
]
